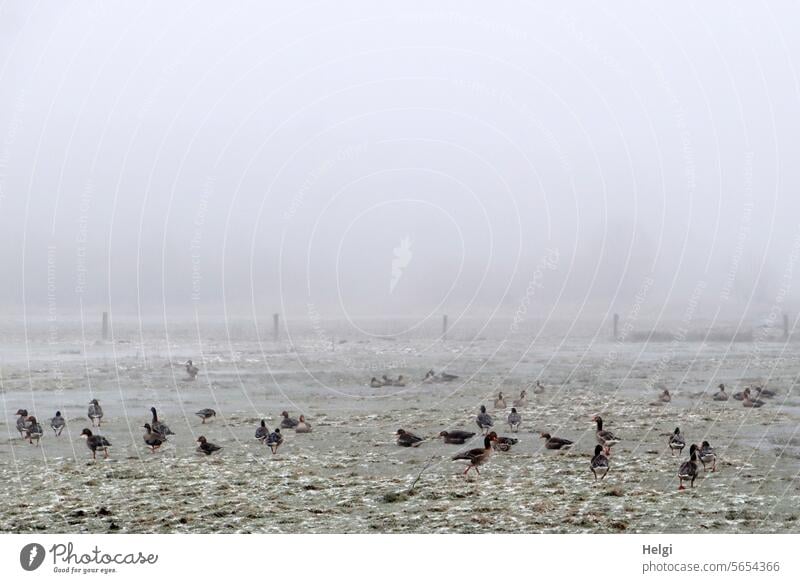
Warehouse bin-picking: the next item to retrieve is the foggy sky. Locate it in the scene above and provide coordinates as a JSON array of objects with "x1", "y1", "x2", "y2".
[{"x1": 1, "y1": 1, "x2": 799, "y2": 327}]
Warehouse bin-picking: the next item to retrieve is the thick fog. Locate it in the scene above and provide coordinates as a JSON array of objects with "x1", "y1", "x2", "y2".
[{"x1": 1, "y1": 1, "x2": 799, "y2": 328}]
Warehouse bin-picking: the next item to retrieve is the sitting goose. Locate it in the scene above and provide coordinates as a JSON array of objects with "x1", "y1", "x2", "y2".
[
  {"x1": 195, "y1": 409, "x2": 216, "y2": 424},
  {"x1": 453, "y1": 432, "x2": 498, "y2": 475},
  {"x1": 255, "y1": 420, "x2": 269, "y2": 443},
  {"x1": 590, "y1": 445, "x2": 610, "y2": 481},
  {"x1": 668, "y1": 427, "x2": 686, "y2": 456},
  {"x1": 196, "y1": 435, "x2": 221, "y2": 455},
  {"x1": 677, "y1": 444, "x2": 699, "y2": 489},
  {"x1": 370, "y1": 377, "x2": 384, "y2": 388},
  {"x1": 392, "y1": 375, "x2": 406, "y2": 387},
  {"x1": 507, "y1": 407, "x2": 521, "y2": 432},
  {"x1": 732, "y1": 387, "x2": 747, "y2": 401},
  {"x1": 280, "y1": 411, "x2": 299, "y2": 429},
  {"x1": 513, "y1": 390, "x2": 528, "y2": 408},
  {"x1": 185, "y1": 360, "x2": 199, "y2": 380},
  {"x1": 80, "y1": 428, "x2": 111, "y2": 460},
  {"x1": 753, "y1": 386, "x2": 776, "y2": 399},
  {"x1": 266, "y1": 429, "x2": 283, "y2": 454},
  {"x1": 541, "y1": 432, "x2": 573, "y2": 450},
  {"x1": 742, "y1": 389, "x2": 765, "y2": 408},
  {"x1": 713, "y1": 384, "x2": 729, "y2": 401},
  {"x1": 150, "y1": 407, "x2": 174, "y2": 436},
  {"x1": 88, "y1": 399, "x2": 103, "y2": 427},
  {"x1": 592, "y1": 415, "x2": 620, "y2": 454},
  {"x1": 438, "y1": 430, "x2": 476, "y2": 445},
  {"x1": 396, "y1": 429, "x2": 423, "y2": 447},
  {"x1": 532, "y1": 380, "x2": 546, "y2": 394},
  {"x1": 476, "y1": 405, "x2": 494, "y2": 434},
  {"x1": 494, "y1": 392, "x2": 507, "y2": 409},
  {"x1": 50, "y1": 411, "x2": 66, "y2": 436},
  {"x1": 25, "y1": 416, "x2": 43, "y2": 445},
  {"x1": 15, "y1": 409, "x2": 30, "y2": 437},
  {"x1": 492, "y1": 435, "x2": 518, "y2": 452},
  {"x1": 142, "y1": 423, "x2": 166, "y2": 452},
  {"x1": 699, "y1": 440, "x2": 716, "y2": 472},
  {"x1": 295, "y1": 415, "x2": 312, "y2": 433}
]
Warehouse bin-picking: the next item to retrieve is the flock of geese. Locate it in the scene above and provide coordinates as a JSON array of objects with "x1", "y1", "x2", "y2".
[
  {"x1": 10, "y1": 363, "x2": 774, "y2": 489},
  {"x1": 394, "y1": 379, "x2": 774, "y2": 489}
]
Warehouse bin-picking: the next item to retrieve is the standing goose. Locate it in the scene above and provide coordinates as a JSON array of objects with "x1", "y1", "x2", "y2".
[
  {"x1": 713, "y1": 384, "x2": 729, "y2": 401},
  {"x1": 15, "y1": 409, "x2": 30, "y2": 437},
  {"x1": 699, "y1": 440, "x2": 716, "y2": 472},
  {"x1": 668, "y1": 427, "x2": 686, "y2": 456},
  {"x1": 185, "y1": 360, "x2": 199, "y2": 380},
  {"x1": 280, "y1": 411, "x2": 299, "y2": 429},
  {"x1": 590, "y1": 445, "x2": 610, "y2": 481},
  {"x1": 678, "y1": 444, "x2": 700, "y2": 490},
  {"x1": 142, "y1": 424, "x2": 165, "y2": 452},
  {"x1": 50, "y1": 411, "x2": 66, "y2": 436},
  {"x1": 507, "y1": 407, "x2": 521, "y2": 432},
  {"x1": 266, "y1": 428, "x2": 283, "y2": 454},
  {"x1": 438, "y1": 430, "x2": 476, "y2": 445},
  {"x1": 396, "y1": 429, "x2": 423, "y2": 447},
  {"x1": 295, "y1": 415, "x2": 312, "y2": 433},
  {"x1": 494, "y1": 392, "x2": 507, "y2": 409},
  {"x1": 453, "y1": 432, "x2": 498, "y2": 475},
  {"x1": 255, "y1": 420, "x2": 269, "y2": 443},
  {"x1": 540, "y1": 432, "x2": 573, "y2": 450},
  {"x1": 591, "y1": 415, "x2": 620, "y2": 454},
  {"x1": 513, "y1": 390, "x2": 528, "y2": 408},
  {"x1": 80, "y1": 428, "x2": 111, "y2": 460},
  {"x1": 476, "y1": 405, "x2": 494, "y2": 434},
  {"x1": 87, "y1": 399, "x2": 103, "y2": 427},
  {"x1": 195, "y1": 409, "x2": 216, "y2": 424},
  {"x1": 196, "y1": 435, "x2": 221, "y2": 455},
  {"x1": 25, "y1": 416, "x2": 43, "y2": 445},
  {"x1": 150, "y1": 407, "x2": 174, "y2": 436}
]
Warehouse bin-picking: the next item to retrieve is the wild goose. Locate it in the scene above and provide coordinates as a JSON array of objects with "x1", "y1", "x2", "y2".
[
  {"x1": 266, "y1": 429, "x2": 283, "y2": 454},
  {"x1": 150, "y1": 407, "x2": 174, "y2": 436},
  {"x1": 396, "y1": 429, "x2": 423, "y2": 447},
  {"x1": 255, "y1": 420, "x2": 269, "y2": 443},
  {"x1": 15, "y1": 409, "x2": 30, "y2": 437},
  {"x1": 87, "y1": 399, "x2": 103, "y2": 427},
  {"x1": 280, "y1": 411, "x2": 299, "y2": 429},
  {"x1": 392, "y1": 375, "x2": 406, "y2": 387},
  {"x1": 513, "y1": 390, "x2": 528, "y2": 408},
  {"x1": 742, "y1": 389, "x2": 765, "y2": 408},
  {"x1": 540, "y1": 432, "x2": 573, "y2": 450},
  {"x1": 591, "y1": 415, "x2": 620, "y2": 454},
  {"x1": 668, "y1": 427, "x2": 686, "y2": 456},
  {"x1": 25, "y1": 416, "x2": 43, "y2": 445},
  {"x1": 80, "y1": 428, "x2": 111, "y2": 460},
  {"x1": 50, "y1": 411, "x2": 66, "y2": 436},
  {"x1": 590, "y1": 445, "x2": 610, "y2": 481},
  {"x1": 453, "y1": 432, "x2": 498, "y2": 475},
  {"x1": 476, "y1": 405, "x2": 494, "y2": 434},
  {"x1": 370, "y1": 377, "x2": 384, "y2": 388},
  {"x1": 295, "y1": 415, "x2": 312, "y2": 433},
  {"x1": 507, "y1": 407, "x2": 522, "y2": 432},
  {"x1": 492, "y1": 436, "x2": 518, "y2": 452},
  {"x1": 196, "y1": 435, "x2": 221, "y2": 455},
  {"x1": 678, "y1": 444, "x2": 700, "y2": 489},
  {"x1": 494, "y1": 392, "x2": 507, "y2": 409},
  {"x1": 185, "y1": 360, "x2": 199, "y2": 380},
  {"x1": 438, "y1": 430, "x2": 475, "y2": 444},
  {"x1": 195, "y1": 409, "x2": 216, "y2": 424},
  {"x1": 713, "y1": 384, "x2": 729, "y2": 401},
  {"x1": 142, "y1": 423, "x2": 166, "y2": 452},
  {"x1": 699, "y1": 440, "x2": 716, "y2": 472}
]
